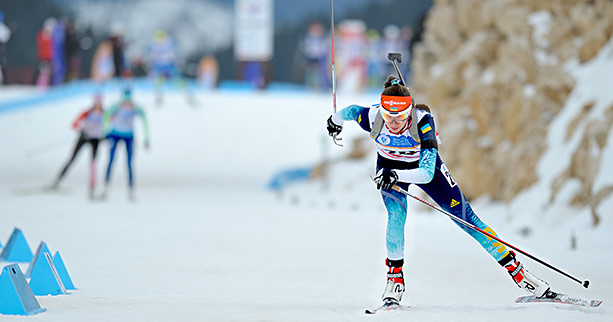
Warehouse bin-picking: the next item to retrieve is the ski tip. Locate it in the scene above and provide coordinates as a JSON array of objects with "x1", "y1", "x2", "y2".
[
  {"x1": 591, "y1": 300, "x2": 603, "y2": 307},
  {"x1": 514, "y1": 296, "x2": 531, "y2": 303}
]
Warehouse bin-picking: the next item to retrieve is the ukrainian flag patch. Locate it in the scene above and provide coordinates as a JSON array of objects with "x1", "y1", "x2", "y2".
[{"x1": 421, "y1": 124, "x2": 432, "y2": 134}]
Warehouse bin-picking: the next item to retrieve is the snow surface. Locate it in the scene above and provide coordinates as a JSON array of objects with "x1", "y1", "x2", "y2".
[{"x1": 0, "y1": 79, "x2": 612, "y2": 321}]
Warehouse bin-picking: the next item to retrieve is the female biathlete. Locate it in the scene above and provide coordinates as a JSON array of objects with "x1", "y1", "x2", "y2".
[
  {"x1": 102, "y1": 88, "x2": 150, "y2": 200},
  {"x1": 326, "y1": 76, "x2": 552, "y2": 306},
  {"x1": 52, "y1": 94, "x2": 105, "y2": 199}
]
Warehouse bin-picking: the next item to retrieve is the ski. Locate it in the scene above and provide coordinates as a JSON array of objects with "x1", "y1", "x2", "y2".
[
  {"x1": 365, "y1": 300, "x2": 409, "y2": 314},
  {"x1": 515, "y1": 292, "x2": 602, "y2": 307}
]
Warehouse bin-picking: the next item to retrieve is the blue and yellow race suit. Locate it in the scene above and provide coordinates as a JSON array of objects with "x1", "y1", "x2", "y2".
[{"x1": 331, "y1": 104, "x2": 510, "y2": 262}]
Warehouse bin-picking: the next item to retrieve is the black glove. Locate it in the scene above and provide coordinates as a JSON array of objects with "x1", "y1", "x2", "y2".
[
  {"x1": 326, "y1": 116, "x2": 342, "y2": 137},
  {"x1": 374, "y1": 168, "x2": 398, "y2": 190}
]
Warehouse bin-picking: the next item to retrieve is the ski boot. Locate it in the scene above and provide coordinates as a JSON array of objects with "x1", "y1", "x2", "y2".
[
  {"x1": 499, "y1": 251, "x2": 551, "y2": 298},
  {"x1": 382, "y1": 258, "x2": 405, "y2": 304}
]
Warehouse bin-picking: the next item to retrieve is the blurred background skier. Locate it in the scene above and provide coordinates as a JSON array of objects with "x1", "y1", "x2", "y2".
[
  {"x1": 51, "y1": 94, "x2": 105, "y2": 199},
  {"x1": 149, "y1": 29, "x2": 194, "y2": 105},
  {"x1": 326, "y1": 76, "x2": 552, "y2": 307},
  {"x1": 101, "y1": 88, "x2": 150, "y2": 201}
]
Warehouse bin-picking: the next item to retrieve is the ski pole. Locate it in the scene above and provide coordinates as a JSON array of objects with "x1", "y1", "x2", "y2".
[
  {"x1": 390, "y1": 184, "x2": 590, "y2": 288},
  {"x1": 329, "y1": 0, "x2": 342, "y2": 147}
]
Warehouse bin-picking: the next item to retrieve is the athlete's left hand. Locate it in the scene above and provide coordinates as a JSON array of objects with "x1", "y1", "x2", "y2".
[
  {"x1": 374, "y1": 168, "x2": 398, "y2": 190},
  {"x1": 326, "y1": 116, "x2": 342, "y2": 137}
]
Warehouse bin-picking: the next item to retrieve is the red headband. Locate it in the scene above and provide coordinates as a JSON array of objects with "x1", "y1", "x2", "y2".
[{"x1": 381, "y1": 95, "x2": 411, "y2": 113}]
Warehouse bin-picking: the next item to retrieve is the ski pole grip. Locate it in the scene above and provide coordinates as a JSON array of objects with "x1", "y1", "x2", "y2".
[{"x1": 583, "y1": 280, "x2": 590, "y2": 288}]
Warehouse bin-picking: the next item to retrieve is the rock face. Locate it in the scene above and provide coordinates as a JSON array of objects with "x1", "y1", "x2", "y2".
[{"x1": 411, "y1": 0, "x2": 613, "y2": 224}]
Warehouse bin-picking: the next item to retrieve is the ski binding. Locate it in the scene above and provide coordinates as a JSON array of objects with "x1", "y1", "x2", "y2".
[{"x1": 365, "y1": 299, "x2": 409, "y2": 314}]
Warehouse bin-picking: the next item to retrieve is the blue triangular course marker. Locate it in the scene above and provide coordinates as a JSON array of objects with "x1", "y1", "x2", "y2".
[
  {"x1": 28, "y1": 252, "x2": 67, "y2": 296},
  {"x1": 52, "y1": 251, "x2": 75, "y2": 290},
  {"x1": 26, "y1": 241, "x2": 51, "y2": 278},
  {"x1": 0, "y1": 264, "x2": 46, "y2": 315},
  {"x1": 0, "y1": 228, "x2": 34, "y2": 262}
]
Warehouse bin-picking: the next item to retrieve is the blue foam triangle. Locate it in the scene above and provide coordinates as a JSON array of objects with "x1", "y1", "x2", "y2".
[
  {"x1": 52, "y1": 251, "x2": 75, "y2": 290},
  {"x1": 26, "y1": 241, "x2": 51, "y2": 278},
  {"x1": 0, "y1": 264, "x2": 46, "y2": 315},
  {"x1": 28, "y1": 252, "x2": 67, "y2": 296},
  {"x1": 0, "y1": 228, "x2": 33, "y2": 262}
]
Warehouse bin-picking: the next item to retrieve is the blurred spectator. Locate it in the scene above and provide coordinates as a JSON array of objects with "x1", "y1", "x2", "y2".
[
  {"x1": 196, "y1": 55, "x2": 219, "y2": 90},
  {"x1": 400, "y1": 25, "x2": 413, "y2": 82},
  {"x1": 365, "y1": 28, "x2": 385, "y2": 89},
  {"x1": 90, "y1": 39, "x2": 114, "y2": 82},
  {"x1": 300, "y1": 22, "x2": 328, "y2": 91},
  {"x1": 337, "y1": 20, "x2": 367, "y2": 93},
  {"x1": 52, "y1": 18, "x2": 66, "y2": 85},
  {"x1": 64, "y1": 19, "x2": 83, "y2": 81},
  {"x1": 52, "y1": 94, "x2": 105, "y2": 199},
  {"x1": 109, "y1": 23, "x2": 128, "y2": 78},
  {"x1": 241, "y1": 61, "x2": 266, "y2": 89},
  {"x1": 381, "y1": 24, "x2": 411, "y2": 83},
  {"x1": 0, "y1": 10, "x2": 12, "y2": 85},
  {"x1": 36, "y1": 17, "x2": 56, "y2": 88},
  {"x1": 130, "y1": 55, "x2": 148, "y2": 77}
]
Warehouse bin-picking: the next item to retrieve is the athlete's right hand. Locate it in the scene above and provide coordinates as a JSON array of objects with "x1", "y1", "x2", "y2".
[
  {"x1": 374, "y1": 168, "x2": 398, "y2": 190},
  {"x1": 326, "y1": 116, "x2": 342, "y2": 137}
]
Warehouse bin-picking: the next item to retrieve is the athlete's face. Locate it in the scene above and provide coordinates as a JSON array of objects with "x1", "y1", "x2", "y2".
[
  {"x1": 382, "y1": 109, "x2": 410, "y2": 132},
  {"x1": 384, "y1": 116, "x2": 408, "y2": 132}
]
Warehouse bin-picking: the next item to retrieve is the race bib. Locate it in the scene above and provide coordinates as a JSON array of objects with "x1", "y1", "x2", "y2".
[{"x1": 440, "y1": 163, "x2": 457, "y2": 188}]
